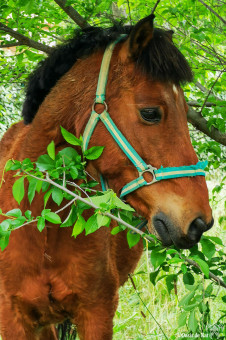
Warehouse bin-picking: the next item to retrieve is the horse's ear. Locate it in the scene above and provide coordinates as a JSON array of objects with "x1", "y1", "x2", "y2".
[{"x1": 128, "y1": 14, "x2": 155, "y2": 58}]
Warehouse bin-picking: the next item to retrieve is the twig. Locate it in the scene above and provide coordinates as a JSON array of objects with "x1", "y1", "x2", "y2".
[
  {"x1": 151, "y1": 0, "x2": 161, "y2": 15},
  {"x1": 14, "y1": 196, "x2": 77, "y2": 230},
  {"x1": 53, "y1": 0, "x2": 90, "y2": 28},
  {"x1": 195, "y1": 81, "x2": 223, "y2": 101},
  {"x1": 12, "y1": 170, "x2": 226, "y2": 290},
  {"x1": 128, "y1": 274, "x2": 169, "y2": 340},
  {"x1": 187, "y1": 101, "x2": 221, "y2": 107},
  {"x1": 0, "y1": 23, "x2": 53, "y2": 54},
  {"x1": 200, "y1": 71, "x2": 224, "y2": 114},
  {"x1": 126, "y1": 0, "x2": 132, "y2": 24},
  {"x1": 23, "y1": 170, "x2": 156, "y2": 242},
  {"x1": 183, "y1": 257, "x2": 226, "y2": 289},
  {"x1": 197, "y1": 0, "x2": 226, "y2": 24},
  {"x1": 62, "y1": 157, "x2": 66, "y2": 188}
]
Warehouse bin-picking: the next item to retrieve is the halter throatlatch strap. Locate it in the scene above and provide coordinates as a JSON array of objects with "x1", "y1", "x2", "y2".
[{"x1": 83, "y1": 38, "x2": 208, "y2": 198}]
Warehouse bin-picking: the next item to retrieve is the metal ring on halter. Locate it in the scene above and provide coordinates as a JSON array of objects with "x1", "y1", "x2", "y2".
[
  {"x1": 92, "y1": 101, "x2": 108, "y2": 113},
  {"x1": 139, "y1": 165, "x2": 158, "y2": 185}
]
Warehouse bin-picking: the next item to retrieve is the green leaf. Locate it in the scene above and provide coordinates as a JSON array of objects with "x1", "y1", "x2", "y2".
[
  {"x1": 188, "y1": 310, "x2": 198, "y2": 333},
  {"x1": 0, "y1": 230, "x2": 11, "y2": 251},
  {"x1": 70, "y1": 166, "x2": 78, "y2": 179},
  {"x1": 85, "y1": 215, "x2": 99, "y2": 235},
  {"x1": 86, "y1": 192, "x2": 112, "y2": 209},
  {"x1": 47, "y1": 140, "x2": 55, "y2": 160},
  {"x1": 10, "y1": 216, "x2": 26, "y2": 228},
  {"x1": 150, "y1": 249, "x2": 166, "y2": 269},
  {"x1": 60, "y1": 126, "x2": 81, "y2": 146},
  {"x1": 84, "y1": 146, "x2": 104, "y2": 160},
  {"x1": 44, "y1": 190, "x2": 52, "y2": 208},
  {"x1": 9, "y1": 161, "x2": 22, "y2": 171},
  {"x1": 58, "y1": 147, "x2": 79, "y2": 165},
  {"x1": 127, "y1": 231, "x2": 141, "y2": 248},
  {"x1": 5, "y1": 159, "x2": 14, "y2": 172},
  {"x1": 112, "y1": 195, "x2": 135, "y2": 212},
  {"x1": 5, "y1": 209, "x2": 22, "y2": 218},
  {"x1": 183, "y1": 272, "x2": 195, "y2": 285},
  {"x1": 12, "y1": 177, "x2": 25, "y2": 205},
  {"x1": 52, "y1": 187, "x2": 63, "y2": 206},
  {"x1": 96, "y1": 214, "x2": 111, "y2": 228},
  {"x1": 165, "y1": 274, "x2": 177, "y2": 294},
  {"x1": 178, "y1": 311, "x2": 187, "y2": 327},
  {"x1": 0, "y1": 220, "x2": 10, "y2": 232},
  {"x1": 45, "y1": 212, "x2": 61, "y2": 224},
  {"x1": 181, "y1": 263, "x2": 187, "y2": 274},
  {"x1": 205, "y1": 236, "x2": 223, "y2": 246},
  {"x1": 37, "y1": 216, "x2": 45, "y2": 232},
  {"x1": 36, "y1": 154, "x2": 55, "y2": 171},
  {"x1": 60, "y1": 205, "x2": 77, "y2": 228},
  {"x1": 25, "y1": 210, "x2": 32, "y2": 220},
  {"x1": 28, "y1": 178, "x2": 38, "y2": 204},
  {"x1": 179, "y1": 290, "x2": 196, "y2": 307},
  {"x1": 111, "y1": 226, "x2": 121, "y2": 235},
  {"x1": 204, "y1": 283, "x2": 213, "y2": 297},
  {"x1": 149, "y1": 270, "x2": 159, "y2": 285},
  {"x1": 201, "y1": 238, "x2": 215, "y2": 260},
  {"x1": 192, "y1": 257, "x2": 209, "y2": 278},
  {"x1": 72, "y1": 215, "x2": 85, "y2": 238},
  {"x1": 36, "y1": 179, "x2": 42, "y2": 193}
]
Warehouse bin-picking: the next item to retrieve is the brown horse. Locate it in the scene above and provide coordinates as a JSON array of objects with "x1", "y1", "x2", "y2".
[{"x1": 0, "y1": 15, "x2": 213, "y2": 340}]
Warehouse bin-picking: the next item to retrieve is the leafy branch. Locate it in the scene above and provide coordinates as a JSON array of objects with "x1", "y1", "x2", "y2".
[
  {"x1": 187, "y1": 106, "x2": 226, "y2": 146},
  {"x1": 197, "y1": 0, "x2": 226, "y2": 24},
  {"x1": 0, "y1": 128, "x2": 225, "y2": 292},
  {"x1": 0, "y1": 126, "x2": 225, "y2": 337},
  {"x1": 53, "y1": 0, "x2": 90, "y2": 28},
  {"x1": 0, "y1": 22, "x2": 53, "y2": 54}
]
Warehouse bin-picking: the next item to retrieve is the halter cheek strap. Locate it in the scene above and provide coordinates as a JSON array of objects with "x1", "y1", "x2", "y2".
[{"x1": 83, "y1": 37, "x2": 207, "y2": 198}]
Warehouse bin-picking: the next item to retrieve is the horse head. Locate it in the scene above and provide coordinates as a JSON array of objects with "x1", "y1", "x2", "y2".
[{"x1": 77, "y1": 15, "x2": 213, "y2": 249}]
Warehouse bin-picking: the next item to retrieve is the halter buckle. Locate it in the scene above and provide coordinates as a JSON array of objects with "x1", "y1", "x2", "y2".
[
  {"x1": 140, "y1": 165, "x2": 157, "y2": 185},
  {"x1": 92, "y1": 101, "x2": 108, "y2": 113}
]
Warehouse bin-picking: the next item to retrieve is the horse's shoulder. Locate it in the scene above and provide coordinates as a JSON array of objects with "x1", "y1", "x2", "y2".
[{"x1": 0, "y1": 121, "x2": 29, "y2": 170}]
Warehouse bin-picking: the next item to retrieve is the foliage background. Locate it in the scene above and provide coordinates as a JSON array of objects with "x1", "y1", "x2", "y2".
[{"x1": 0, "y1": 0, "x2": 225, "y2": 339}]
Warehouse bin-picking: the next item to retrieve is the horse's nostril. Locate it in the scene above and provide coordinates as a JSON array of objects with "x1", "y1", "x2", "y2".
[{"x1": 188, "y1": 217, "x2": 208, "y2": 243}]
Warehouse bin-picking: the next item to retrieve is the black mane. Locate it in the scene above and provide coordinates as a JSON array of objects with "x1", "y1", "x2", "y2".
[{"x1": 22, "y1": 25, "x2": 193, "y2": 124}]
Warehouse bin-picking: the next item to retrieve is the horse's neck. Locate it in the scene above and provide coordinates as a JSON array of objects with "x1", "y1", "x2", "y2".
[{"x1": 21, "y1": 55, "x2": 102, "y2": 161}]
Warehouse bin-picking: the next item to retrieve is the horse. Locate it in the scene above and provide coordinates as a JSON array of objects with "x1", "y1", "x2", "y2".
[{"x1": 0, "y1": 14, "x2": 213, "y2": 340}]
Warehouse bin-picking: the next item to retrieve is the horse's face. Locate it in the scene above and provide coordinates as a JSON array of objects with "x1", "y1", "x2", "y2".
[
  {"x1": 90, "y1": 15, "x2": 213, "y2": 249},
  {"x1": 108, "y1": 77, "x2": 212, "y2": 248}
]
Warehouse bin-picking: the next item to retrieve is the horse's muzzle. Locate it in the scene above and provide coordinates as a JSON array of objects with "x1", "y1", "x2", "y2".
[{"x1": 152, "y1": 212, "x2": 214, "y2": 249}]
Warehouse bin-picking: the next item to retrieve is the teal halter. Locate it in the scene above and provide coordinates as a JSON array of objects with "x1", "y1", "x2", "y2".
[{"x1": 83, "y1": 37, "x2": 207, "y2": 198}]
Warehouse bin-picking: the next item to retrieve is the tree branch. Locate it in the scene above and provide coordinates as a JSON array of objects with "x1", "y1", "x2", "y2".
[
  {"x1": 195, "y1": 81, "x2": 223, "y2": 103},
  {"x1": 0, "y1": 23, "x2": 53, "y2": 54},
  {"x1": 151, "y1": 0, "x2": 161, "y2": 15},
  {"x1": 22, "y1": 171, "x2": 155, "y2": 243},
  {"x1": 187, "y1": 101, "x2": 221, "y2": 107},
  {"x1": 7, "y1": 168, "x2": 226, "y2": 290},
  {"x1": 0, "y1": 42, "x2": 21, "y2": 48},
  {"x1": 53, "y1": 0, "x2": 90, "y2": 28},
  {"x1": 184, "y1": 257, "x2": 226, "y2": 289},
  {"x1": 187, "y1": 106, "x2": 226, "y2": 146},
  {"x1": 197, "y1": 0, "x2": 226, "y2": 24}
]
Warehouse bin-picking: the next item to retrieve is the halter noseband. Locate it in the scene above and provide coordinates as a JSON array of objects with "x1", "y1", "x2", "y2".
[{"x1": 82, "y1": 37, "x2": 207, "y2": 198}]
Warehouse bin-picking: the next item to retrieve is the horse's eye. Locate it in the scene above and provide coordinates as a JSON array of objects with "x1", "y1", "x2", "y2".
[{"x1": 139, "y1": 108, "x2": 161, "y2": 123}]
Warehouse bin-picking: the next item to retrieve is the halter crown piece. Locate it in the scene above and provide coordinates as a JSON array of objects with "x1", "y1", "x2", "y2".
[{"x1": 83, "y1": 36, "x2": 207, "y2": 198}]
